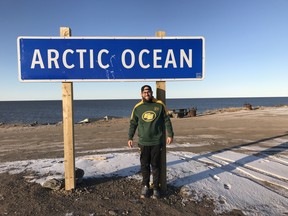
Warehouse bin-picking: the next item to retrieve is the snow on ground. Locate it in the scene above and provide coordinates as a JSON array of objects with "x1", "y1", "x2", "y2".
[{"x1": 1, "y1": 141, "x2": 288, "y2": 216}]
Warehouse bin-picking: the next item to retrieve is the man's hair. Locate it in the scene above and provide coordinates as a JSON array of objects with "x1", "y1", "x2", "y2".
[{"x1": 141, "y1": 85, "x2": 152, "y2": 92}]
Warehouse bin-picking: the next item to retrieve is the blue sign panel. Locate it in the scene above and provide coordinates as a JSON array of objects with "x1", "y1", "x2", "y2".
[{"x1": 17, "y1": 37, "x2": 205, "y2": 82}]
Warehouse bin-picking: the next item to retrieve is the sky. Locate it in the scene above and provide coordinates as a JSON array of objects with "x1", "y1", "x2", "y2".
[{"x1": 1, "y1": 0, "x2": 288, "y2": 101}]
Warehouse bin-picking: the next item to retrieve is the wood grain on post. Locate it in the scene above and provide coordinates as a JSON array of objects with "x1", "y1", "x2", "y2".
[
  {"x1": 156, "y1": 31, "x2": 167, "y2": 192},
  {"x1": 60, "y1": 27, "x2": 76, "y2": 190}
]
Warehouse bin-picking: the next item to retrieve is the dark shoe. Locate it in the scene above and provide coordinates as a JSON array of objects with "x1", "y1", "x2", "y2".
[
  {"x1": 140, "y1": 185, "x2": 149, "y2": 198},
  {"x1": 152, "y1": 188, "x2": 160, "y2": 199}
]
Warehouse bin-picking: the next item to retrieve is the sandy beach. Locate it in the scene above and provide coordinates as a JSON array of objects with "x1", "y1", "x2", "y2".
[{"x1": 0, "y1": 106, "x2": 288, "y2": 215}]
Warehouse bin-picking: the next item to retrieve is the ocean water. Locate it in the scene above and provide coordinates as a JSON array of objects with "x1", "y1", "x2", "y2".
[{"x1": 0, "y1": 97, "x2": 287, "y2": 124}]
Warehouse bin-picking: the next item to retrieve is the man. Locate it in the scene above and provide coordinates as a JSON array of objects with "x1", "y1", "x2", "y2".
[{"x1": 128, "y1": 85, "x2": 174, "y2": 199}]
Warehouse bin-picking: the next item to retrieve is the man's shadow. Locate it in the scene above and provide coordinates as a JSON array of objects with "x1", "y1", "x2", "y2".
[{"x1": 167, "y1": 133, "x2": 288, "y2": 186}]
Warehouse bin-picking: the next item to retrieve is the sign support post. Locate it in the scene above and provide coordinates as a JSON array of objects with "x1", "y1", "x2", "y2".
[
  {"x1": 60, "y1": 27, "x2": 76, "y2": 190},
  {"x1": 156, "y1": 31, "x2": 167, "y2": 192}
]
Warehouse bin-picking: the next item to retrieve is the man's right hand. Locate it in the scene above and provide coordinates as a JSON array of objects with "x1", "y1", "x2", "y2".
[{"x1": 128, "y1": 140, "x2": 133, "y2": 148}]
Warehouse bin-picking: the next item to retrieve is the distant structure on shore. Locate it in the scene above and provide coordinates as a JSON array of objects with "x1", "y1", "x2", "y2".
[{"x1": 169, "y1": 107, "x2": 197, "y2": 118}]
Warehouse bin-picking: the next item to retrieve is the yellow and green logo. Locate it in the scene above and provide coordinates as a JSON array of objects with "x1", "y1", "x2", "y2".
[{"x1": 142, "y1": 111, "x2": 156, "y2": 122}]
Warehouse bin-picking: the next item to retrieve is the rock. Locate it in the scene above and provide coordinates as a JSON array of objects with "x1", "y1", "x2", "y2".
[
  {"x1": 42, "y1": 168, "x2": 83, "y2": 190},
  {"x1": 78, "y1": 118, "x2": 98, "y2": 124},
  {"x1": 108, "y1": 210, "x2": 117, "y2": 215},
  {"x1": 224, "y1": 183, "x2": 231, "y2": 190},
  {"x1": 179, "y1": 186, "x2": 193, "y2": 198},
  {"x1": 218, "y1": 195, "x2": 226, "y2": 204},
  {"x1": 103, "y1": 116, "x2": 118, "y2": 121},
  {"x1": 23, "y1": 175, "x2": 36, "y2": 180},
  {"x1": 75, "y1": 168, "x2": 84, "y2": 184},
  {"x1": 56, "y1": 121, "x2": 62, "y2": 125},
  {"x1": 43, "y1": 178, "x2": 63, "y2": 190},
  {"x1": 209, "y1": 174, "x2": 220, "y2": 181},
  {"x1": 30, "y1": 121, "x2": 38, "y2": 126}
]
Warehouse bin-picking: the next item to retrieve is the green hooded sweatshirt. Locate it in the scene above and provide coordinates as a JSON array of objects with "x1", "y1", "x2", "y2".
[{"x1": 128, "y1": 98, "x2": 174, "y2": 146}]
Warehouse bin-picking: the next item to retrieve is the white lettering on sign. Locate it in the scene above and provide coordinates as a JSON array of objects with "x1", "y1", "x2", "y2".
[
  {"x1": 98, "y1": 49, "x2": 109, "y2": 69},
  {"x1": 153, "y1": 49, "x2": 162, "y2": 69},
  {"x1": 63, "y1": 49, "x2": 74, "y2": 69},
  {"x1": 31, "y1": 49, "x2": 44, "y2": 69},
  {"x1": 48, "y1": 49, "x2": 60, "y2": 69},
  {"x1": 139, "y1": 49, "x2": 150, "y2": 69},
  {"x1": 165, "y1": 49, "x2": 177, "y2": 68},
  {"x1": 180, "y1": 49, "x2": 192, "y2": 68},
  {"x1": 89, "y1": 49, "x2": 94, "y2": 69},
  {"x1": 76, "y1": 49, "x2": 86, "y2": 69},
  {"x1": 122, "y1": 49, "x2": 135, "y2": 69},
  {"x1": 30, "y1": 48, "x2": 193, "y2": 70}
]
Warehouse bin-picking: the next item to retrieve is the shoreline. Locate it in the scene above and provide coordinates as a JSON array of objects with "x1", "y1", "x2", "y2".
[
  {"x1": 0, "y1": 105, "x2": 287, "y2": 127},
  {"x1": 1, "y1": 97, "x2": 287, "y2": 125}
]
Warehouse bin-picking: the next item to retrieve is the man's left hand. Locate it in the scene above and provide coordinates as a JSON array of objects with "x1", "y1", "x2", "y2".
[{"x1": 166, "y1": 137, "x2": 173, "y2": 145}]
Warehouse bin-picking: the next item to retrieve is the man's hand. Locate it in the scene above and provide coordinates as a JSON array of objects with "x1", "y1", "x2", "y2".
[
  {"x1": 128, "y1": 140, "x2": 133, "y2": 148},
  {"x1": 166, "y1": 137, "x2": 173, "y2": 145}
]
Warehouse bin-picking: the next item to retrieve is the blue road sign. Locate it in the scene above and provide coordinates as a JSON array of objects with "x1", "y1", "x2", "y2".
[{"x1": 17, "y1": 37, "x2": 205, "y2": 82}]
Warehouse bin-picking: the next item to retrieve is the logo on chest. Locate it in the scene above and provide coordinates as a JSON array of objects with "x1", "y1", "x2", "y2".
[{"x1": 142, "y1": 111, "x2": 156, "y2": 122}]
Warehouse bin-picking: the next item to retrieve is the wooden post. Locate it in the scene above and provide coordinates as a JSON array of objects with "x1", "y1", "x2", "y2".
[
  {"x1": 156, "y1": 31, "x2": 167, "y2": 192},
  {"x1": 60, "y1": 27, "x2": 76, "y2": 190}
]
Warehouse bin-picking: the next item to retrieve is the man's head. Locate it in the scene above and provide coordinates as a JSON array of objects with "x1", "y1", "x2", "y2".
[{"x1": 141, "y1": 85, "x2": 153, "y2": 102}]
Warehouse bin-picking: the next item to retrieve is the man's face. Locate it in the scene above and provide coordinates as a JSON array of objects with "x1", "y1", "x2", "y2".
[{"x1": 141, "y1": 88, "x2": 153, "y2": 102}]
